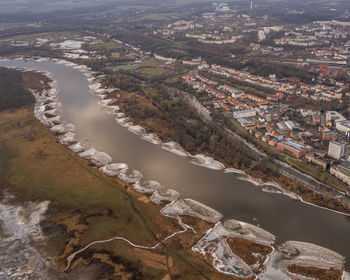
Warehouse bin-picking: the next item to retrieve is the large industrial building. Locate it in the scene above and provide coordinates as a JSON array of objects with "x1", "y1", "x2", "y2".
[
  {"x1": 336, "y1": 120, "x2": 350, "y2": 134},
  {"x1": 276, "y1": 138, "x2": 312, "y2": 158}
]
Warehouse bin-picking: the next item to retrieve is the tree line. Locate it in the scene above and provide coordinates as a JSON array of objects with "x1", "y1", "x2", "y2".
[{"x1": 0, "y1": 67, "x2": 35, "y2": 111}]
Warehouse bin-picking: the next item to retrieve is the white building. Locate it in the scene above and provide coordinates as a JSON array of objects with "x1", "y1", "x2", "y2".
[
  {"x1": 330, "y1": 161, "x2": 350, "y2": 186},
  {"x1": 153, "y1": 54, "x2": 175, "y2": 64},
  {"x1": 328, "y1": 141, "x2": 345, "y2": 160},
  {"x1": 325, "y1": 111, "x2": 346, "y2": 125},
  {"x1": 233, "y1": 109, "x2": 256, "y2": 119},
  {"x1": 238, "y1": 118, "x2": 255, "y2": 127},
  {"x1": 336, "y1": 120, "x2": 350, "y2": 133},
  {"x1": 258, "y1": 30, "x2": 266, "y2": 41}
]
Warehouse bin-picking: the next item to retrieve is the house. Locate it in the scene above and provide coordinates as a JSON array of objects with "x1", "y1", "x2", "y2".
[
  {"x1": 268, "y1": 138, "x2": 279, "y2": 146},
  {"x1": 312, "y1": 111, "x2": 321, "y2": 124}
]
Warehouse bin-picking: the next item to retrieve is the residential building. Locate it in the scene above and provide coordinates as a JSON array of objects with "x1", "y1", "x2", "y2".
[
  {"x1": 312, "y1": 111, "x2": 321, "y2": 124},
  {"x1": 268, "y1": 138, "x2": 279, "y2": 147}
]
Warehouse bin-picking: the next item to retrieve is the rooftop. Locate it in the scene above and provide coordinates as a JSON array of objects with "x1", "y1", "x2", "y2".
[
  {"x1": 337, "y1": 120, "x2": 350, "y2": 128},
  {"x1": 340, "y1": 161, "x2": 350, "y2": 170},
  {"x1": 280, "y1": 138, "x2": 309, "y2": 152}
]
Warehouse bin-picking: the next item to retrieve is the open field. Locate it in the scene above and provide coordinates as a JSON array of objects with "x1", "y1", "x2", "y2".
[
  {"x1": 138, "y1": 67, "x2": 168, "y2": 75},
  {"x1": 137, "y1": 61, "x2": 159, "y2": 68},
  {"x1": 115, "y1": 65, "x2": 135, "y2": 71},
  {"x1": 87, "y1": 41, "x2": 121, "y2": 51}
]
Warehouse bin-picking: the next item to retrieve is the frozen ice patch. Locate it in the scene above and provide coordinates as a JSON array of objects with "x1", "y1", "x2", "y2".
[
  {"x1": 132, "y1": 180, "x2": 161, "y2": 194},
  {"x1": 118, "y1": 170, "x2": 143, "y2": 184},
  {"x1": 191, "y1": 154, "x2": 225, "y2": 170},
  {"x1": 192, "y1": 221, "x2": 275, "y2": 278},
  {"x1": 141, "y1": 133, "x2": 162, "y2": 145},
  {"x1": 161, "y1": 198, "x2": 223, "y2": 223},
  {"x1": 161, "y1": 141, "x2": 190, "y2": 157},
  {"x1": 224, "y1": 168, "x2": 245, "y2": 175},
  {"x1": 68, "y1": 142, "x2": 85, "y2": 153},
  {"x1": 59, "y1": 132, "x2": 75, "y2": 145},
  {"x1": 128, "y1": 125, "x2": 146, "y2": 136},
  {"x1": 150, "y1": 188, "x2": 180, "y2": 204},
  {"x1": 99, "y1": 163, "x2": 129, "y2": 177},
  {"x1": 78, "y1": 148, "x2": 112, "y2": 166}
]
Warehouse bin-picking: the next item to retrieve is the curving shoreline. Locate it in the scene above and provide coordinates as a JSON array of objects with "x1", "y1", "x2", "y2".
[{"x1": 1, "y1": 56, "x2": 349, "y2": 279}]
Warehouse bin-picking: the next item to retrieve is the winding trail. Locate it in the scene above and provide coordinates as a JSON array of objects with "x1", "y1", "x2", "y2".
[
  {"x1": 57, "y1": 136, "x2": 211, "y2": 279},
  {"x1": 65, "y1": 216, "x2": 196, "y2": 272}
]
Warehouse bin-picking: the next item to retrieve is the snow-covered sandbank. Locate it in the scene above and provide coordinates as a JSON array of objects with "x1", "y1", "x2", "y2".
[
  {"x1": 161, "y1": 141, "x2": 190, "y2": 157},
  {"x1": 150, "y1": 188, "x2": 180, "y2": 204},
  {"x1": 118, "y1": 169, "x2": 143, "y2": 184},
  {"x1": 78, "y1": 148, "x2": 112, "y2": 166},
  {"x1": 261, "y1": 182, "x2": 301, "y2": 200},
  {"x1": 190, "y1": 154, "x2": 225, "y2": 170},
  {"x1": 128, "y1": 125, "x2": 146, "y2": 136},
  {"x1": 280, "y1": 241, "x2": 345, "y2": 270},
  {"x1": 131, "y1": 180, "x2": 161, "y2": 194},
  {"x1": 99, "y1": 163, "x2": 129, "y2": 177},
  {"x1": 223, "y1": 167, "x2": 246, "y2": 175},
  {"x1": 192, "y1": 220, "x2": 275, "y2": 277},
  {"x1": 141, "y1": 133, "x2": 162, "y2": 145},
  {"x1": 68, "y1": 142, "x2": 86, "y2": 153},
  {"x1": 50, "y1": 123, "x2": 75, "y2": 134},
  {"x1": 161, "y1": 198, "x2": 223, "y2": 223}
]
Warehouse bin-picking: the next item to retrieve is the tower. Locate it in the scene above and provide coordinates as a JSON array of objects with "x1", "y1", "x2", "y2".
[{"x1": 250, "y1": 0, "x2": 253, "y2": 11}]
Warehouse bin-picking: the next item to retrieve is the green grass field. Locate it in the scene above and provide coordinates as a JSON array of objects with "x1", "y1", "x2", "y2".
[
  {"x1": 136, "y1": 61, "x2": 159, "y2": 68},
  {"x1": 115, "y1": 65, "x2": 135, "y2": 71},
  {"x1": 139, "y1": 67, "x2": 167, "y2": 75}
]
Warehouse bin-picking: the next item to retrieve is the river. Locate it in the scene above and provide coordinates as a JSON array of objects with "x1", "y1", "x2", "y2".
[{"x1": 1, "y1": 58, "x2": 350, "y2": 270}]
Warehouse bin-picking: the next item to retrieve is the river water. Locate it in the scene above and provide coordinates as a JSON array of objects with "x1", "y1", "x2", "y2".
[{"x1": 1, "y1": 59, "x2": 350, "y2": 269}]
